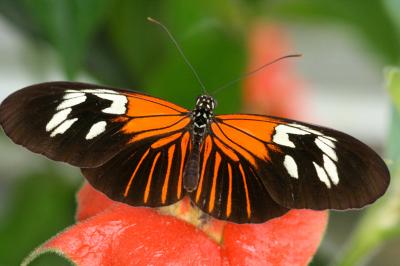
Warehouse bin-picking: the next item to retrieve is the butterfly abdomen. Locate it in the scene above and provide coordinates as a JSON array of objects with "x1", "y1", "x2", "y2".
[{"x1": 183, "y1": 144, "x2": 201, "y2": 192}]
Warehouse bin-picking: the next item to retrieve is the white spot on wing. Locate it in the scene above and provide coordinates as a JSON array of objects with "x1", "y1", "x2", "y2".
[
  {"x1": 313, "y1": 162, "x2": 331, "y2": 188},
  {"x1": 315, "y1": 137, "x2": 338, "y2": 161},
  {"x1": 75, "y1": 89, "x2": 128, "y2": 114},
  {"x1": 273, "y1": 124, "x2": 309, "y2": 148},
  {"x1": 320, "y1": 137, "x2": 336, "y2": 148},
  {"x1": 50, "y1": 118, "x2": 78, "y2": 137},
  {"x1": 86, "y1": 121, "x2": 107, "y2": 140},
  {"x1": 323, "y1": 154, "x2": 339, "y2": 185},
  {"x1": 46, "y1": 108, "x2": 72, "y2": 132},
  {"x1": 82, "y1": 89, "x2": 116, "y2": 94},
  {"x1": 284, "y1": 155, "x2": 298, "y2": 179},
  {"x1": 57, "y1": 95, "x2": 87, "y2": 110},
  {"x1": 93, "y1": 92, "x2": 127, "y2": 114}
]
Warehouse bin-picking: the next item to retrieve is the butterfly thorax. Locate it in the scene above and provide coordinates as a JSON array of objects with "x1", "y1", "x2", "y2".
[
  {"x1": 183, "y1": 95, "x2": 216, "y2": 192},
  {"x1": 191, "y1": 95, "x2": 216, "y2": 137}
]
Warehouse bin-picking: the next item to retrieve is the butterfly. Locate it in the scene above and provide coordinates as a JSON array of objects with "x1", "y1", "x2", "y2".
[{"x1": 0, "y1": 81, "x2": 390, "y2": 223}]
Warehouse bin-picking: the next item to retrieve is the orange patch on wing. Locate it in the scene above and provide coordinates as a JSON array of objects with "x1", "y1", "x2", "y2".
[
  {"x1": 124, "y1": 148, "x2": 150, "y2": 197},
  {"x1": 211, "y1": 124, "x2": 255, "y2": 167},
  {"x1": 238, "y1": 164, "x2": 252, "y2": 219},
  {"x1": 122, "y1": 116, "x2": 185, "y2": 134},
  {"x1": 208, "y1": 152, "x2": 222, "y2": 213},
  {"x1": 129, "y1": 117, "x2": 190, "y2": 143},
  {"x1": 214, "y1": 123, "x2": 269, "y2": 162},
  {"x1": 126, "y1": 94, "x2": 188, "y2": 117},
  {"x1": 222, "y1": 119, "x2": 277, "y2": 143},
  {"x1": 213, "y1": 137, "x2": 239, "y2": 162},
  {"x1": 195, "y1": 136, "x2": 213, "y2": 202},
  {"x1": 177, "y1": 132, "x2": 190, "y2": 198},
  {"x1": 144, "y1": 152, "x2": 161, "y2": 203},
  {"x1": 151, "y1": 132, "x2": 182, "y2": 149},
  {"x1": 161, "y1": 145, "x2": 175, "y2": 203},
  {"x1": 226, "y1": 163, "x2": 233, "y2": 218}
]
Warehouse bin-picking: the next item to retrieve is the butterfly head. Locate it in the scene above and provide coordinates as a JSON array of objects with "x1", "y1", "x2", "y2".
[{"x1": 195, "y1": 95, "x2": 217, "y2": 112}]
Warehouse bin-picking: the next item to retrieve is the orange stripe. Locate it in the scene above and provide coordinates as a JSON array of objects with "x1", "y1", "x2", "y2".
[
  {"x1": 151, "y1": 132, "x2": 182, "y2": 149},
  {"x1": 214, "y1": 137, "x2": 239, "y2": 162},
  {"x1": 123, "y1": 116, "x2": 183, "y2": 134},
  {"x1": 238, "y1": 164, "x2": 252, "y2": 219},
  {"x1": 226, "y1": 163, "x2": 233, "y2": 218},
  {"x1": 208, "y1": 152, "x2": 221, "y2": 213},
  {"x1": 216, "y1": 123, "x2": 269, "y2": 161},
  {"x1": 124, "y1": 148, "x2": 150, "y2": 197},
  {"x1": 222, "y1": 119, "x2": 277, "y2": 143},
  {"x1": 161, "y1": 145, "x2": 175, "y2": 203},
  {"x1": 177, "y1": 132, "x2": 190, "y2": 198},
  {"x1": 196, "y1": 136, "x2": 213, "y2": 202},
  {"x1": 144, "y1": 152, "x2": 161, "y2": 203},
  {"x1": 211, "y1": 123, "x2": 257, "y2": 167},
  {"x1": 129, "y1": 117, "x2": 190, "y2": 143}
]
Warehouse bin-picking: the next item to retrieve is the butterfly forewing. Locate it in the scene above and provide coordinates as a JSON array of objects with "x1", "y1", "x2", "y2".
[
  {"x1": 212, "y1": 114, "x2": 390, "y2": 211},
  {"x1": 0, "y1": 82, "x2": 190, "y2": 168}
]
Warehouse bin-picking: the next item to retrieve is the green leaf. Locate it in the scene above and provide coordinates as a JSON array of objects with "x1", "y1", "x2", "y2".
[
  {"x1": 23, "y1": 0, "x2": 111, "y2": 79},
  {"x1": 106, "y1": 0, "x2": 165, "y2": 87},
  {"x1": 0, "y1": 171, "x2": 78, "y2": 266},
  {"x1": 334, "y1": 67, "x2": 400, "y2": 265},
  {"x1": 106, "y1": 0, "x2": 247, "y2": 113},
  {"x1": 145, "y1": 0, "x2": 246, "y2": 112}
]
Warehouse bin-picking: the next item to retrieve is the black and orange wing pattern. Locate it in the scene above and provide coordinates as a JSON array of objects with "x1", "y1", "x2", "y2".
[
  {"x1": 189, "y1": 135, "x2": 289, "y2": 223},
  {"x1": 0, "y1": 82, "x2": 390, "y2": 224},
  {"x1": 192, "y1": 114, "x2": 389, "y2": 223},
  {"x1": 0, "y1": 82, "x2": 191, "y2": 207}
]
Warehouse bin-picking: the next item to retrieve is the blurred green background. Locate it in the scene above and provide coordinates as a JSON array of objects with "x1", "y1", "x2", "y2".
[{"x1": 0, "y1": 1, "x2": 399, "y2": 265}]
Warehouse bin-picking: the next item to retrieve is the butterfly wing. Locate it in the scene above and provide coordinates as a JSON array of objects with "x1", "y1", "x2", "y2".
[
  {"x1": 0, "y1": 82, "x2": 192, "y2": 206},
  {"x1": 0, "y1": 82, "x2": 190, "y2": 167},
  {"x1": 188, "y1": 135, "x2": 289, "y2": 223},
  {"x1": 81, "y1": 131, "x2": 191, "y2": 207},
  {"x1": 196, "y1": 114, "x2": 389, "y2": 222}
]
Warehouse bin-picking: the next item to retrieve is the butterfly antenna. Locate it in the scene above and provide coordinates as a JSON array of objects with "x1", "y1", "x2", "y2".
[
  {"x1": 211, "y1": 54, "x2": 302, "y2": 95},
  {"x1": 148, "y1": 17, "x2": 207, "y2": 94}
]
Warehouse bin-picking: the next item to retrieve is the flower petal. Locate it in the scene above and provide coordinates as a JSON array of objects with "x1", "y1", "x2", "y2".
[{"x1": 26, "y1": 204, "x2": 222, "y2": 265}]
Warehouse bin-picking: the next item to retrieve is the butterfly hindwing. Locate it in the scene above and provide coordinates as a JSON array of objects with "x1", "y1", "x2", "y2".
[
  {"x1": 0, "y1": 82, "x2": 190, "y2": 168},
  {"x1": 189, "y1": 135, "x2": 289, "y2": 223},
  {"x1": 82, "y1": 131, "x2": 191, "y2": 207},
  {"x1": 212, "y1": 114, "x2": 390, "y2": 211}
]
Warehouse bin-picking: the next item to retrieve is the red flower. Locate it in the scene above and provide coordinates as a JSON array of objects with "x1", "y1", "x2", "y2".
[
  {"x1": 24, "y1": 183, "x2": 327, "y2": 265},
  {"x1": 243, "y1": 21, "x2": 310, "y2": 120}
]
